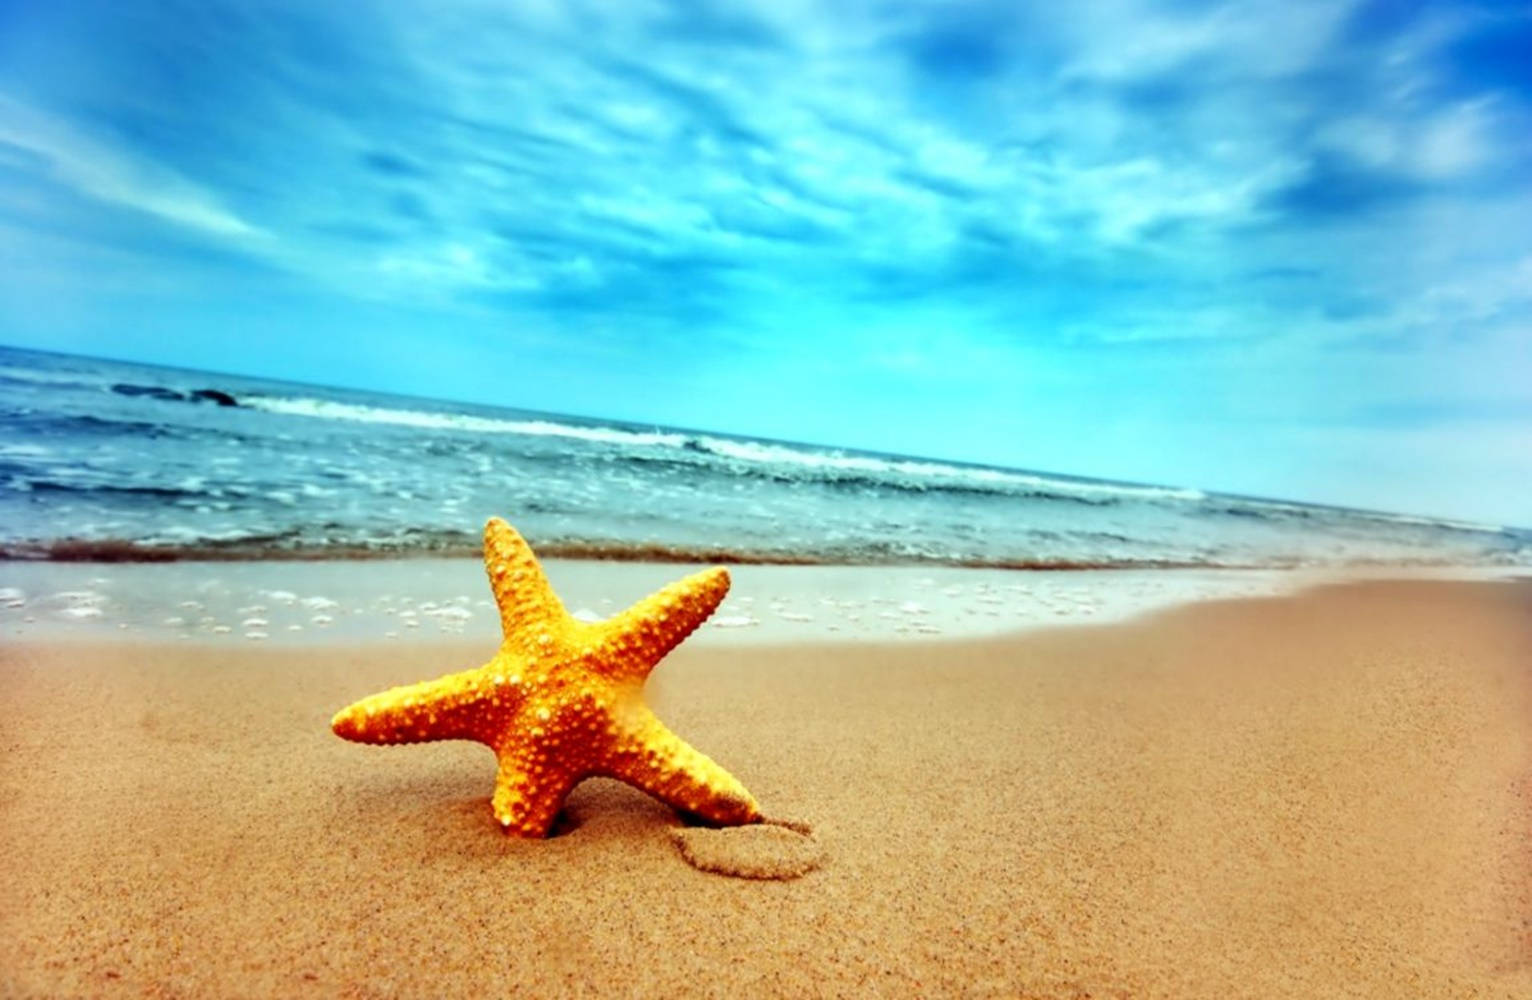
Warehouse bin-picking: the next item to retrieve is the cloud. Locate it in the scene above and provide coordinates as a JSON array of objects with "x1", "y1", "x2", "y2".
[
  {"x1": 0, "y1": 0, "x2": 1529, "y2": 520},
  {"x1": 0, "y1": 94, "x2": 262, "y2": 238},
  {"x1": 1412, "y1": 98, "x2": 1497, "y2": 178}
]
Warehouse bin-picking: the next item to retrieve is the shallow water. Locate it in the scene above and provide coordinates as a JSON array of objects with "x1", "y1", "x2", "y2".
[{"x1": 3, "y1": 557, "x2": 1519, "y2": 647}]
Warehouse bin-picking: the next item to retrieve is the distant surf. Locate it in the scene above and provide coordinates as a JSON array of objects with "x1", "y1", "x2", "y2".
[{"x1": 1, "y1": 345, "x2": 1526, "y2": 569}]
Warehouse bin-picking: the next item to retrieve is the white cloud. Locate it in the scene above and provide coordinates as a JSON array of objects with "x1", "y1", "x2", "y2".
[
  {"x1": 1414, "y1": 98, "x2": 1495, "y2": 179},
  {"x1": 0, "y1": 93, "x2": 263, "y2": 239},
  {"x1": 1059, "y1": 0, "x2": 1357, "y2": 82},
  {"x1": 577, "y1": 192, "x2": 717, "y2": 238},
  {"x1": 1317, "y1": 116, "x2": 1403, "y2": 169},
  {"x1": 1319, "y1": 98, "x2": 1501, "y2": 181},
  {"x1": 1413, "y1": 254, "x2": 1532, "y2": 324}
]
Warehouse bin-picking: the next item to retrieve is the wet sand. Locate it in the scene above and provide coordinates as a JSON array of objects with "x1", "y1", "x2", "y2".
[{"x1": 2, "y1": 577, "x2": 1529, "y2": 997}]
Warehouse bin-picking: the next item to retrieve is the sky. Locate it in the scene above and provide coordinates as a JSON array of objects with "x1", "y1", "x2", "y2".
[{"x1": 0, "y1": 0, "x2": 1529, "y2": 526}]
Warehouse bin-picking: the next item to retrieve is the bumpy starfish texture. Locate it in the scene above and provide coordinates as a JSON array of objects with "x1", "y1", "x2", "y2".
[{"x1": 331, "y1": 517, "x2": 761, "y2": 837}]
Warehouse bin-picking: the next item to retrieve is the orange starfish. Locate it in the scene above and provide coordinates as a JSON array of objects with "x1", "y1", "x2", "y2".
[{"x1": 331, "y1": 517, "x2": 762, "y2": 837}]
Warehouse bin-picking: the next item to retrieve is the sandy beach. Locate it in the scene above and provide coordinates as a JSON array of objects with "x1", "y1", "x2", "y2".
[{"x1": 3, "y1": 572, "x2": 1529, "y2": 998}]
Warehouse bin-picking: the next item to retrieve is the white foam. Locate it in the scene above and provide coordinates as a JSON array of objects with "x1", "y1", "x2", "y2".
[
  {"x1": 0, "y1": 364, "x2": 97, "y2": 389},
  {"x1": 0, "y1": 443, "x2": 51, "y2": 457},
  {"x1": 695, "y1": 435, "x2": 1204, "y2": 503},
  {"x1": 1356, "y1": 508, "x2": 1506, "y2": 534},
  {"x1": 1221, "y1": 496, "x2": 1504, "y2": 536},
  {"x1": 242, "y1": 395, "x2": 689, "y2": 449}
]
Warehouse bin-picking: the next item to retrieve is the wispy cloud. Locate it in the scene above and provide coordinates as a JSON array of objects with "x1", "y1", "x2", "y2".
[{"x1": 0, "y1": 94, "x2": 262, "y2": 238}]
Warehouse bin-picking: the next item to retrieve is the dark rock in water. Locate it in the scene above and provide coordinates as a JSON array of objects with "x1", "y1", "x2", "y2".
[
  {"x1": 109, "y1": 383, "x2": 238, "y2": 406},
  {"x1": 110, "y1": 382, "x2": 185, "y2": 402}
]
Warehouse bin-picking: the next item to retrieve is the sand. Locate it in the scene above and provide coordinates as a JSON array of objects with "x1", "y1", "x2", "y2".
[{"x1": 2, "y1": 576, "x2": 1529, "y2": 998}]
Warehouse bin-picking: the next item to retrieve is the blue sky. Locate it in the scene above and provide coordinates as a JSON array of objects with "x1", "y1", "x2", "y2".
[{"x1": 1, "y1": 0, "x2": 1529, "y2": 525}]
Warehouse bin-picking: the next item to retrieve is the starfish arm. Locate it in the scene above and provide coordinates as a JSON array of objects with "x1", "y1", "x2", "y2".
[
  {"x1": 593, "y1": 567, "x2": 730, "y2": 682},
  {"x1": 601, "y1": 706, "x2": 761, "y2": 827},
  {"x1": 483, "y1": 517, "x2": 570, "y2": 643},
  {"x1": 331, "y1": 668, "x2": 519, "y2": 746},
  {"x1": 491, "y1": 743, "x2": 582, "y2": 837}
]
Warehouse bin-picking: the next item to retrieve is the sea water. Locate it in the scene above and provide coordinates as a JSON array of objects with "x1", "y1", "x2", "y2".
[{"x1": 1, "y1": 345, "x2": 1527, "y2": 569}]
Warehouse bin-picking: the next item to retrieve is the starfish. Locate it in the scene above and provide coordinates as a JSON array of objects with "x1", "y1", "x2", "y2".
[{"x1": 331, "y1": 517, "x2": 762, "y2": 837}]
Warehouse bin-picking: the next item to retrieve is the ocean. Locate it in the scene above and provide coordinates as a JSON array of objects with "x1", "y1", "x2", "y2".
[{"x1": 1, "y1": 344, "x2": 1526, "y2": 570}]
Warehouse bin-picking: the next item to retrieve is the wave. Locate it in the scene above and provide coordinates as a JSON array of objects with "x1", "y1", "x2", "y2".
[
  {"x1": 1346, "y1": 507, "x2": 1507, "y2": 535},
  {"x1": 241, "y1": 394, "x2": 692, "y2": 448},
  {"x1": 22, "y1": 479, "x2": 203, "y2": 500},
  {"x1": 690, "y1": 435, "x2": 1206, "y2": 504},
  {"x1": 239, "y1": 392, "x2": 1207, "y2": 506},
  {"x1": 7, "y1": 412, "x2": 210, "y2": 442},
  {"x1": 0, "y1": 364, "x2": 103, "y2": 392},
  {"x1": 1207, "y1": 495, "x2": 1509, "y2": 536},
  {"x1": 536, "y1": 538, "x2": 1221, "y2": 569},
  {"x1": 0, "y1": 531, "x2": 1231, "y2": 569},
  {"x1": 0, "y1": 443, "x2": 55, "y2": 458}
]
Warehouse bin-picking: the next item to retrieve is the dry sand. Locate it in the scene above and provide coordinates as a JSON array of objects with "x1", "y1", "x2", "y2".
[{"x1": 2, "y1": 577, "x2": 1529, "y2": 998}]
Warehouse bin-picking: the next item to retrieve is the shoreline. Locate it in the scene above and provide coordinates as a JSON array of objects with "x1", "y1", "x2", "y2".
[
  {"x1": 3, "y1": 576, "x2": 1530, "y2": 996},
  {"x1": 1, "y1": 556, "x2": 1523, "y2": 648}
]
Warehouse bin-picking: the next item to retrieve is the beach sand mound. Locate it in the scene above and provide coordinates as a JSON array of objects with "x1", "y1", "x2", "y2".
[{"x1": 670, "y1": 817, "x2": 824, "y2": 879}]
